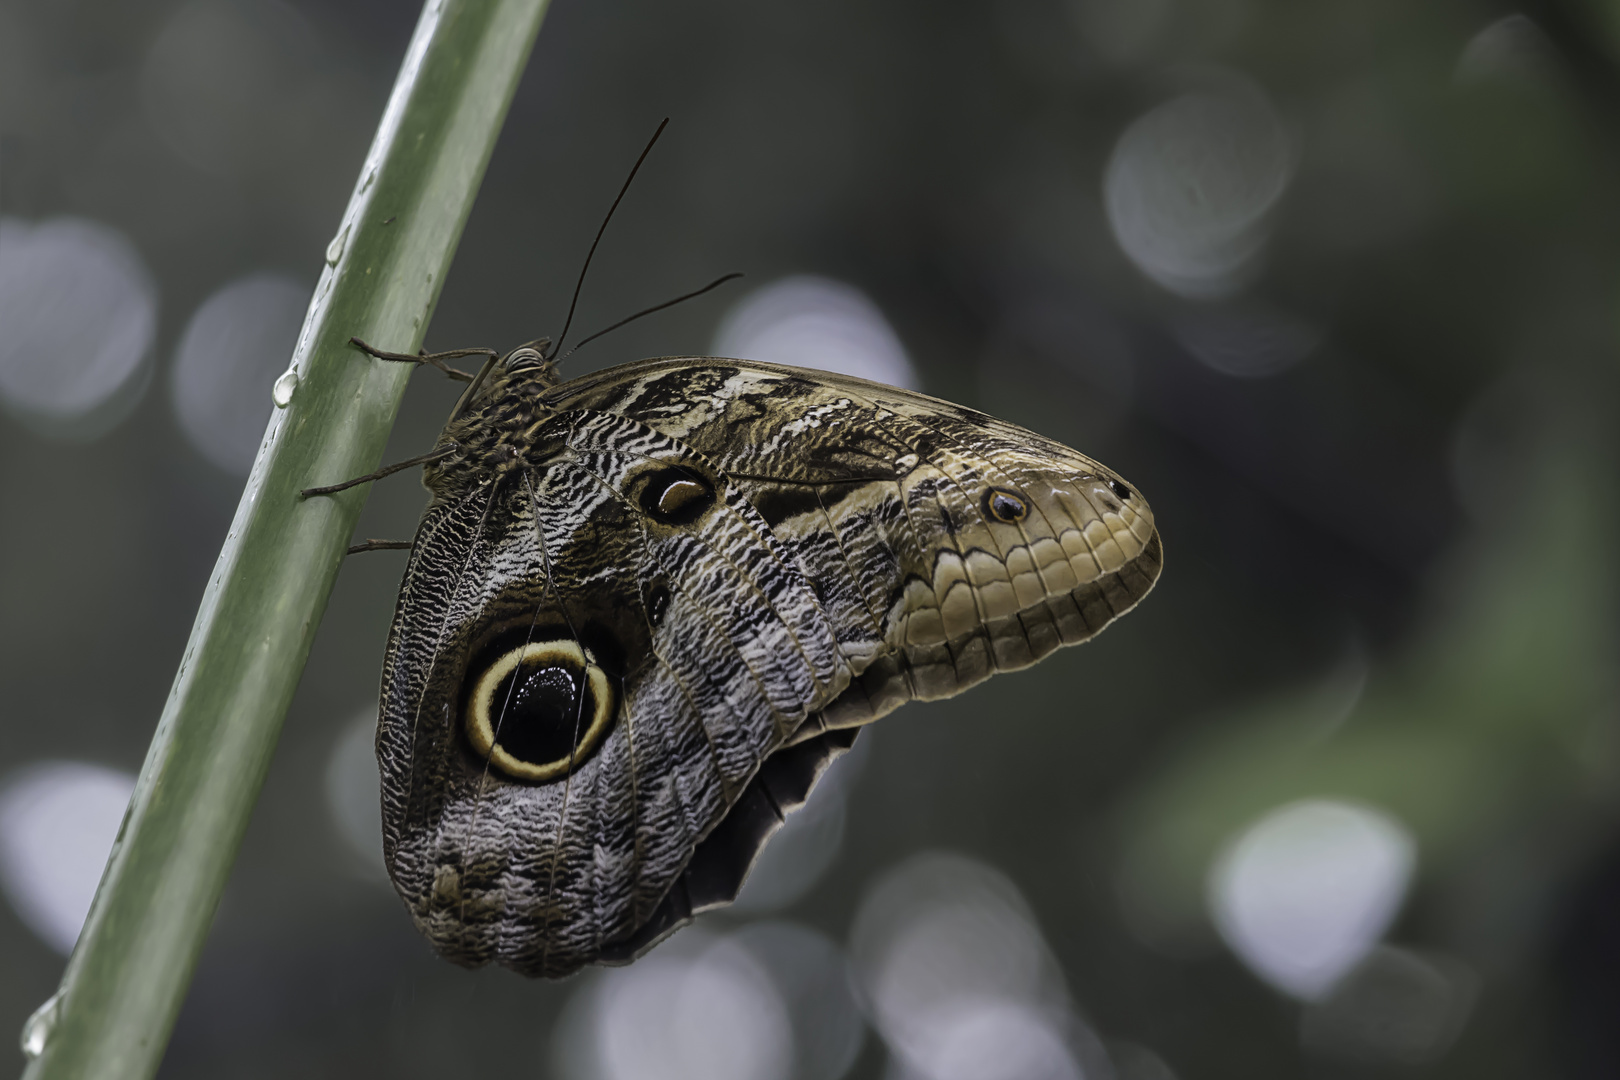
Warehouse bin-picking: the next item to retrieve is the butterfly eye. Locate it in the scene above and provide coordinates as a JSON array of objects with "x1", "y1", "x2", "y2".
[
  {"x1": 465, "y1": 639, "x2": 614, "y2": 783},
  {"x1": 504, "y1": 346, "x2": 546, "y2": 372},
  {"x1": 1108, "y1": 479, "x2": 1133, "y2": 501},
  {"x1": 640, "y1": 467, "x2": 715, "y2": 525},
  {"x1": 982, "y1": 487, "x2": 1028, "y2": 524}
]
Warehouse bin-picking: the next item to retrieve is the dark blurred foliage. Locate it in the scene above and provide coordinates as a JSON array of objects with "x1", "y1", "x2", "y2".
[{"x1": 3, "y1": 0, "x2": 1620, "y2": 1077}]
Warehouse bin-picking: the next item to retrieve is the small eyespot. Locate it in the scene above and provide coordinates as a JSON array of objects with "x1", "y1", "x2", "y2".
[
  {"x1": 1107, "y1": 479, "x2": 1132, "y2": 501},
  {"x1": 464, "y1": 639, "x2": 614, "y2": 783},
  {"x1": 640, "y1": 467, "x2": 715, "y2": 525},
  {"x1": 983, "y1": 487, "x2": 1028, "y2": 524}
]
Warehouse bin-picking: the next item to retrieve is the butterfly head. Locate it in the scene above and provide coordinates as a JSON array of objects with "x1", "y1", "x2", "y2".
[{"x1": 498, "y1": 339, "x2": 561, "y2": 383}]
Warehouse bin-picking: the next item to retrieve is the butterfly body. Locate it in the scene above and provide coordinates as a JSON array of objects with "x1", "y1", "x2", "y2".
[{"x1": 377, "y1": 352, "x2": 1161, "y2": 977}]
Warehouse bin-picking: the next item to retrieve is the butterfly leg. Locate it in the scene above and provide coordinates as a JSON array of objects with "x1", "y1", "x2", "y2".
[
  {"x1": 350, "y1": 336, "x2": 495, "y2": 383},
  {"x1": 300, "y1": 444, "x2": 459, "y2": 498},
  {"x1": 347, "y1": 539, "x2": 414, "y2": 555}
]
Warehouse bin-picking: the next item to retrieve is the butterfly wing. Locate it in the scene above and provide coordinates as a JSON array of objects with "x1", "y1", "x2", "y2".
[
  {"x1": 379, "y1": 407, "x2": 851, "y2": 977},
  {"x1": 545, "y1": 357, "x2": 1163, "y2": 730},
  {"x1": 379, "y1": 357, "x2": 1161, "y2": 977}
]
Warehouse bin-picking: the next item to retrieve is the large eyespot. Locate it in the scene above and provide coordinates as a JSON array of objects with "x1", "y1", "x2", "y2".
[
  {"x1": 464, "y1": 639, "x2": 614, "y2": 783},
  {"x1": 639, "y1": 466, "x2": 715, "y2": 525},
  {"x1": 982, "y1": 486, "x2": 1028, "y2": 524}
]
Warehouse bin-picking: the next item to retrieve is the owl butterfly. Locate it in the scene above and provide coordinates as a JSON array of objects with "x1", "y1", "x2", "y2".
[{"x1": 357, "y1": 342, "x2": 1161, "y2": 978}]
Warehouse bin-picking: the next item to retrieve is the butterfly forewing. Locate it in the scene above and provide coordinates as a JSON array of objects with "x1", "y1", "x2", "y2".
[{"x1": 550, "y1": 359, "x2": 1162, "y2": 724}]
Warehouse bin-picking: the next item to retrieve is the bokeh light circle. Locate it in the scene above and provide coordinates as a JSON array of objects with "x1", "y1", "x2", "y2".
[
  {"x1": 0, "y1": 216, "x2": 157, "y2": 432},
  {"x1": 590, "y1": 935, "x2": 794, "y2": 1080},
  {"x1": 850, "y1": 852, "x2": 1082, "y2": 1078},
  {"x1": 889, "y1": 999, "x2": 1082, "y2": 1080},
  {"x1": 555, "y1": 923, "x2": 863, "y2": 1080},
  {"x1": 171, "y1": 272, "x2": 308, "y2": 475},
  {"x1": 711, "y1": 275, "x2": 918, "y2": 390},
  {"x1": 0, "y1": 761, "x2": 136, "y2": 955},
  {"x1": 1104, "y1": 79, "x2": 1292, "y2": 298},
  {"x1": 728, "y1": 922, "x2": 866, "y2": 1080},
  {"x1": 1209, "y1": 799, "x2": 1416, "y2": 1000}
]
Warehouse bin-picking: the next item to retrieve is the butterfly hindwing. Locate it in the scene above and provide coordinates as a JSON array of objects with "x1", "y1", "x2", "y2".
[{"x1": 379, "y1": 405, "x2": 851, "y2": 976}]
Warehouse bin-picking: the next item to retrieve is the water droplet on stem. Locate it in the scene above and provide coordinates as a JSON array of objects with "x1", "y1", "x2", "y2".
[
  {"x1": 325, "y1": 224, "x2": 349, "y2": 266},
  {"x1": 272, "y1": 368, "x2": 298, "y2": 407},
  {"x1": 20, "y1": 990, "x2": 63, "y2": 1058}
]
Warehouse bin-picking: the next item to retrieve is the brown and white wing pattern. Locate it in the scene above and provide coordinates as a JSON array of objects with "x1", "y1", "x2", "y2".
[
  {"x1": 547, "y1": 358, "x2": 1163, "y2": 731},
  {"x1": 378, "y1": 356, "x2": 1162, "y2": 977}
]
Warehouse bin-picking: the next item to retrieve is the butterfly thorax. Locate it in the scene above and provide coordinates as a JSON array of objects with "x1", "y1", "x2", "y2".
[{"x1": 424, "y1": 353, "x2": 564, "y2": 498}]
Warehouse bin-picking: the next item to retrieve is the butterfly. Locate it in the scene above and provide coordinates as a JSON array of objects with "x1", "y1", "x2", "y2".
[{"x1": 334, "y1": 342, "x2": 1162, "y2": 978}]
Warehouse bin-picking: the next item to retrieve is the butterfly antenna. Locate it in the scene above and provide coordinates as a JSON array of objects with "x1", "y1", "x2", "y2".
[
  {"x1": 548, "y1": 117, "x2": 670, "y2": 360},
  {"x1": 561, "y1": 272, "x2": 744, "y2": 361}
]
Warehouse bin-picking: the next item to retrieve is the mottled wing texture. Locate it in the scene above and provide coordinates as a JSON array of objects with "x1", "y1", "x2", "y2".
[
  {"x1": 378, "y1": 356, "x2": 1161, "y2": 978},
  {"x1": 546, "y1": 358, "x2": 1164, "y2": 732},
  {"x1": 379, "y1": 408, "x2": 851, "y2": 976}
]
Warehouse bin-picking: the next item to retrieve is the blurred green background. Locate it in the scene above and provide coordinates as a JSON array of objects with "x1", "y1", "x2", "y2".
[{"x1": 3, "y1": 0, "x2": 1620, "y2": 1077}]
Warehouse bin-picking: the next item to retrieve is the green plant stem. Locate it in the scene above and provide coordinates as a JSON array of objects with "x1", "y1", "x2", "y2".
[{"x1": 22, "y1": 1, "x2": 550, "y2": 1075}]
